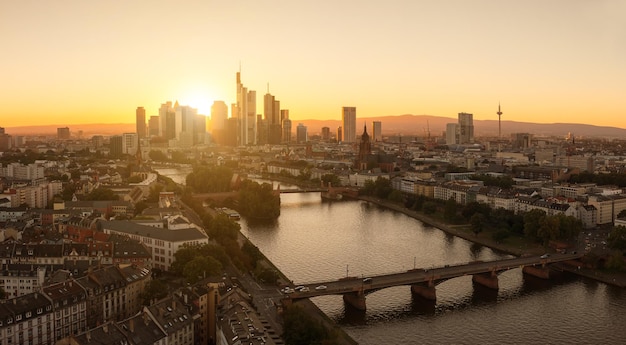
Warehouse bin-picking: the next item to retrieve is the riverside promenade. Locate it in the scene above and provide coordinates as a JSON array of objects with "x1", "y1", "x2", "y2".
[{"x1": 357, "y1": 195, "x2": 626, "y2": 288}]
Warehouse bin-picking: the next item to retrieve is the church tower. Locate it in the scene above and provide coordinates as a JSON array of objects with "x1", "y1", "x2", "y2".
[{"x1": 357, "y1": 124, "x2": 372, "y2": 170}]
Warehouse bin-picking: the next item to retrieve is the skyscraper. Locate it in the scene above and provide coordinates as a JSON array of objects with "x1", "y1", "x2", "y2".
[
  {"x1": 296, "y1": 123, "x2": 307, "y2": 143},
  {"x1": 321, "y1": 127, "x2": 330, "y2": 141},
  {"x1": 57, "y1": 127, "x2": 70, "y2": 140},
  {"x1": 122, "y1": 133, "x2": 138, "y2": 155},
  {"x1": 235, "y1": 71, "x2": 256, "y2": 146},
  {"x1": 158, "y1": 101, "x2": 175, "y2": 139},
  {"x1": 372, "y1": 121, "x2": 382, "y2": 142},
  {"x1": 458, "y1": 112, "x2": 474, "y2": 144},
  {"x1": 211, "y1": 101, "x2": 228, "y2": 131},
  {"x1": 264, "y1": 90, "x2": 282, "y2": 144},
  {"x1": 148, "y1": 116, "x2": 159, "y2": 137},
  {"x1": 282, "y1": 118, "x2": 292, "y2": 143},
  {"x1": 446, "y1": 123, "x2": 458, "y2": 145},
  {"x1": 342, "y1": 107, "x2": 356, "y2": 143},
  {"x1": 136, "y1": 107, "x2": 146, "y2": 138},
  {"x1": 175, "y1": 104, "x2": 197, "y2": 146}
]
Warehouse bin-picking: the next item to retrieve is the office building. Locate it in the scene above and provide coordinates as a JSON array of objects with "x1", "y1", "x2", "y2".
[
  {"x1": 282, "y1": 118, "x2": 292, "y2": 143},
  {"x1": 235, "y1": 72, "x2": 257, "y2": 146},
  {"x1": 0, "y1": 127, "x2": 11, "y2": 151},
  {"x1": 148, "y1": 115, "x2": 159, "y2": 136},
  {"x1": 57, "y1": 127, "x2": 70, "y2": 140},
  {"x1": 109, "y1": 135, "x2": 123, "y2": 156},
  {"x1": 136, "y1": 107, "x2": 146, "y2": 138},
  {"x1": 158, "y1": 101, "x2": 175, "y2": 139},
  {"x1": 264, "y1": 90, "x2": 282, "y2": 144},
  {"x1": 372, "y1": 121, "x2": 382, "y2": 142},
  {"x1": 342, "y1": 107, "x2": 356, "y2": 143},
  {"x1": 321, "y1": 127, "x2": 330, "y2": 141},
  {"x1": 458, "y1": 112, "x2": 474, "y2": 144},
  {"x1": 296, "y1": 123, "x2": 307, "y2": 143},
  {"x1": 337, "y1": 126, "x2": 342, "y2": 142},
  {"x1": 210, "y1": 101, "x2": 228, "y2": 131},
  {"x1": 446, "y1": 123, "x2": 458, "y2": 145},
  {"x1": 122, "y1": 133, "x2": 138, "y2": 155}
]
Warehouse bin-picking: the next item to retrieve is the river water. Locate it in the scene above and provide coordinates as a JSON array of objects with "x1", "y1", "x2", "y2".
[
  {"x1": 158, "y1": 171, "x2": 625, "y2": 344},
  {"x1": 239, "y1": 192, "x2": 626, "y2": 345}
]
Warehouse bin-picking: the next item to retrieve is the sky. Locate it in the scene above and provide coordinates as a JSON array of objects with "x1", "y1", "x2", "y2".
[{"x1": 2, "y1": 0, "x2": 625, "y2": 128}]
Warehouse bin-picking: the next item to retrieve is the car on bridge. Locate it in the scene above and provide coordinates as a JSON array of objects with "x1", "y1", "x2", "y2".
[
  {"x1": 363, "y1": 277, "x2": 373, "y2": 284},
  {"x1": 315, "y1": 285, "x2": 327, "y2": 290}
]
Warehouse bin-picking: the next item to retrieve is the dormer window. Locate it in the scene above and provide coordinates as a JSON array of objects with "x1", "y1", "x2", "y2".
[{"x1": 25, "y1": 312, "x2": 31, "y2": 318}]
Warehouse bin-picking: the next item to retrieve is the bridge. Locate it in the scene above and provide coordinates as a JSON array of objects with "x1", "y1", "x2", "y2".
[
  {"x1": 192, "y1": 185, "x2": 354, "y2": 201},
  {"x1": 282, "y1": 253, "x2": 583, "y2": 310}
]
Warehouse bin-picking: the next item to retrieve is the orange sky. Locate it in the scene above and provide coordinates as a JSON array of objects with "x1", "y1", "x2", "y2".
[{"x1": 2, "y1": 1, "x2": 625, "y2": 128}]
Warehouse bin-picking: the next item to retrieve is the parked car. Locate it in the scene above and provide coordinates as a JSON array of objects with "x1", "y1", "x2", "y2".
[{"x1": 540, "y1": 254, "x2": 550, "y2": 259}]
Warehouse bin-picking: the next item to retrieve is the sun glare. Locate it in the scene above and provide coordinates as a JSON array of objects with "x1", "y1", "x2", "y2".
[{"x1": 180, "y1": 88, "x2": 215, "y2": 115}]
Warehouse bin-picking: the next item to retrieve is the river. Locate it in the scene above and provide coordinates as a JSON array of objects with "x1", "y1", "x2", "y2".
[
  {"x1": 158, "y1": 171, "x2": 625, "y2": 344},
  {"x1": 239, "y1": 191, "x2": 626, "y2": 345}
]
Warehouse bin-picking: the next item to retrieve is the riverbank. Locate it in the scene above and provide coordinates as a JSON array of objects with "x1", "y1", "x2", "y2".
[{"x1": 356, "y1": 195, "x2": 626, "y2": 288}]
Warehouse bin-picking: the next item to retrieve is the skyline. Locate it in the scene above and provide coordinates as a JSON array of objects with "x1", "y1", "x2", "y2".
[{"x1": 2, "y1": 1, "x2": 625, "y2": 128}]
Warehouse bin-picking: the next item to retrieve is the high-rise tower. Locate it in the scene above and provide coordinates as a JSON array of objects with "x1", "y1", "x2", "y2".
[
  {"x1": 136, "y1": 107, "x2": 146, "y2": 138},
  {"x1": 458, "y1": 112, "x2": 474, "y2": 144},
  {"x1": 235, "y1": 70, "x2": 256, "y2": 145},
  {"x1": 497, "y1": 103, "x2": 503, "y2": 152},
  {"x1": 342, "y1": 107, "x2": 356, "y2": 143}
]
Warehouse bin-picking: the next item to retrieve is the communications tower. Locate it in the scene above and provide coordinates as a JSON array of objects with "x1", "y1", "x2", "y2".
[{"x1": 497, "y1": 103, "x2": 503, "y2": 152}]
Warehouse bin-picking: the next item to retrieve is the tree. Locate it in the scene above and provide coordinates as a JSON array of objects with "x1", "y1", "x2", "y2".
[
  {"x1": 444, "y1": 198, "x2": 458, "y2": 221},
  {"x1": 148, "y1": 150, "x2": 168, "y2": 162},
  {"x1": 242, "y1": 241, "x2": 263, "y2": 269},
  {"x1": 256, "y1": 268, "x2": 279, "y2": 284},
  {"x1": 604, "y1": 251, "x2": 626, "y2": 272},
  {"x1": 238, "y1": 180, "x2": 281, "y2": 219},
  {"x1": 607, "y1": 225, "x2": 626, "y2": 253},
  {"x1": 321, "y1": 174, "x2": 342, "y2": 188},
  {"x1": 282, "y1": 305, "x2": 337, "y2": 345},
  {"x1": 470, "y1": 213, "x2": 486, "y2": 237},
  {"x1": 133, "y1": 201, "x2": 149, "y2": 216},
  {"x1": 186, "y1": 165, "x2": 233, "y2": 193},
  {"x1": 523, "y1": 209, "x2": 546, "y2": 240},
  {"x1": 139, "y1": 280, "x2": 168, "y2": 305},
  {"x1": 373, "y1": 177, "x2": 392, "y2": 199},
  {"x1": 461, "y1": 201, "x2": 490, "y2": 220},
  {"x1": 85, "y1": 187, "x2": 119, "y2": 201},
  {"x1": 537, "y1": 216, "x2": 560, "y2": 246},
  {"x1": 205, "y1": 214, "x2": 240, "y2": 244},
  {"x1": 183, "y1": 256, "x2": 222, "y2": 284},
  {"x1": 146, "y1": 184, "x2": 164, "y2": 203},
  {"x1": 423, "y1": 201, "x2": 437, "y2": 215}
]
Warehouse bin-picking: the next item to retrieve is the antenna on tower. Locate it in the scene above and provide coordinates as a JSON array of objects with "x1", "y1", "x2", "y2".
[
  {"x1": 267, "y1": 82, "x2": 269, "y2": 94},
  {"x1": 497, "y1": 102, "x2": 503, "y2": 152}
]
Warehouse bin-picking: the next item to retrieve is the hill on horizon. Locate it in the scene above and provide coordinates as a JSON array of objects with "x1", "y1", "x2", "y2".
[{"x1": 4, "y1": 115, "x2": 626, "y2": 139}]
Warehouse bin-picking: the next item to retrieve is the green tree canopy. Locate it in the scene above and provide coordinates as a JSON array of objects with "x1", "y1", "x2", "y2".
[
  {"x1": 238, "y1": 180, "x2": 280, "y2": 219},
  {"x1": 523, "y1": 209, "x2": 546, "y2": 240},
  {"x1": 183, "y1": 255, "x2": 222, "y2": 284},
  {"x1": 186, "y1": 165, "x2": 233, "y2": 193},
  {"x1": 84, "y1": 187, "x2": 119, "y2": 201}
]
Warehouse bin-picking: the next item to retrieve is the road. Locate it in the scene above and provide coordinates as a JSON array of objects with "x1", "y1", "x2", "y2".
[{"x1": 287, "y1": 253, "x2": 583, "y2": 299}]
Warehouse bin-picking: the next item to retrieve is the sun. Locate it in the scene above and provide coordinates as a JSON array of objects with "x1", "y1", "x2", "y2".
[{"x1": 180, "y1": 87, "x2": 217, "y2": 115}]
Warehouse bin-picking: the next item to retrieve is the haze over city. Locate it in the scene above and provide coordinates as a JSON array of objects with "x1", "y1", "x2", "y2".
[{"x1": 2, "y1": 0, "x2": 625, "y2": 128}]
